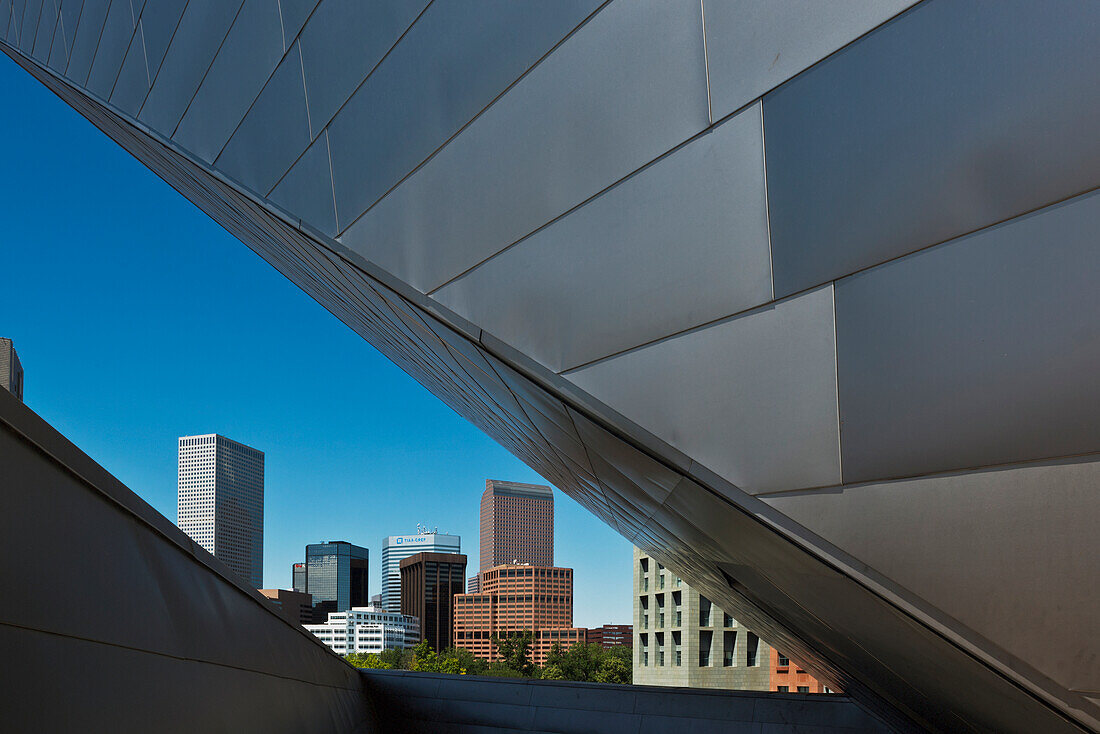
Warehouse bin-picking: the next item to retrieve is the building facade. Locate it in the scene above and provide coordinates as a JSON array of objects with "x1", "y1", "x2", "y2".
[
  {"x1": 587, "y1": 625, "x2": 633, "y2": 649},
  {"x1": 633, "y1": 547, "x2": 769, "y2": 690},
  {"x1": 304, "y1": 607, "x2": 419, "y2": 656},
  {"x1": 380, "y1": 530, "x2": 460, "y2": 612},
  {"x1": 399, "y1": 552, "x2": 467, "y2": 652},
  {"x1": 467, "y1": 575, "x2": 480, "y2": 594},
  {"x1": 299, "y1": 542, "x2": 370, "y2": 623},
  {"x1": 479, "y1": 480, "x2": 554, "y2": 579},
  {"x1": 453, "y1": 563, "x2": 584, "y2": 665},
  {"x1": 0, "y1": 337, "x2": 23, "y2": 402},
  {"x1": 177, "y1": 434, "x2": 264, "y2": 588},
  {"x1": 292, "y1": 563, "x2": 306, "y2": 594},
  {"x1": 259, "y1": 588, "x2": 313, "y2": 626},
  {"x1": 633, "y1": 548, "x2": 830, "y2": 693}
]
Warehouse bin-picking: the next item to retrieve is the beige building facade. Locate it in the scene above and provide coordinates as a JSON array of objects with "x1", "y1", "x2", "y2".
[{"x1": 633, "y1": 547, "x2": 770, "y2": 690}]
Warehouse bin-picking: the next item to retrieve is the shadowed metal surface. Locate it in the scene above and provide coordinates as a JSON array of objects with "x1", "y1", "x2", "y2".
[{"x1": 2, "y1": 0, "x2": 1098, "y2": 731}]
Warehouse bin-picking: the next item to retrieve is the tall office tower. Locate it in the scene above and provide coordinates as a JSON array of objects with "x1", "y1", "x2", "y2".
[
  {"x1": 177, "y1": 434, "x2": 264, "y2": 588},
  {"x1": 301, "y1": 542, "x2": 370, "y2": 623},
  {"x1": 453, "y1": 563, "x2": 584, "y2": 665},
  {"x1": 632, "y1": 548, "x2": 832, "y2": 693},
  {"x1": 399, "y1": 552, "x2": 467, "y2": 652},
  {"x1": 380, "y1": 529, "x2": 460, "y2": 612},
  {"x1": 292, "y1": 563, "x2": 306, "y2": 594},
  {"x1": 0, "y1": 337, "x2": 24, "y2": 402},
  {"x1": 479, "y1": 480, "x2": 553, "y2": 576}
]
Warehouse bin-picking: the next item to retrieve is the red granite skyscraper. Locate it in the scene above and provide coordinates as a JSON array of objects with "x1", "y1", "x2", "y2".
[{"x1": 478, "y1": 480, "x2": 554, "y2": 576}]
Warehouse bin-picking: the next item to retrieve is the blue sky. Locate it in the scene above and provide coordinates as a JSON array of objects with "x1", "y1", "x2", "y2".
[{"x1": 0, "y1": 57, "x2": 631, "y2": 628}]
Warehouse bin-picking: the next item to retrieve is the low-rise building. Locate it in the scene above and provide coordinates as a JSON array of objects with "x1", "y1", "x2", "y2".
[
  {"x1": 453, "y1": 563, "x2": 585, "y2": 665},
  {"x1": 304, "y1": 606, "x2": 419, "y2": 656},
  {"x1": 259, "y1": 588, "x2": 313, "y2": 626},
  {"x1": 633, "y1": 547, "x2": 832, "y2": 693},
  {"x1": 586, "y1": 624, "x2": 633, "y2": 649}
]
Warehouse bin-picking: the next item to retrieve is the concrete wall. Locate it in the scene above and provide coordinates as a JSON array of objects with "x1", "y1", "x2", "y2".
[
  {"x1": 0, "y1": 388, "x2": 377, "y2": 733},
  {"x1": 361, "y1": 669, "x2": 889, "y2": 734}
]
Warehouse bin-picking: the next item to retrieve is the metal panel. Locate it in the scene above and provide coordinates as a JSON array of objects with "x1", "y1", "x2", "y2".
[
  {"x1": 835, "y1": 190, "x2": 1100, "y2": 483},
  {"x1": 702, "y1": 0, "x2": 916, "y2": 121},
  {"x1": 765, "y1": 0, "x2": 1100, "y2": 298},
  {"x1": 214, "y1": 40, "x2": 311, "y2": 196},
  {"x1": 276, "y1": 0, "x2": 319, "y2": 51},
  {"x1": 339, "y1": 0, "x2": 709, "y2": 294},
  {"x1": 172, "y1": 0, "x2": 284, "y2": 163},
  {"x1": 297, "y1": 0, "x2": 426, "y2": 135},
  {"x1": 761, "y1": 454, "x2": 1100, "y2": 694},
  {"x1": 46, "y1": 2, "x2": 66, "y2": 70},
  {"x1": 16, "y1": 0, "x2": 39, "y2": 52},
  {"x1": 268, "y1": 129, "x2": 337, "y2": 236},
  {"x1": 63, "y1": 0, "x2": 105, "y2": 82},
  {"x1": 325, "y1": 0, "x2": 599, "y2": 235},
  {"x1": 55, "y1": 0, "x2": 80, "y2": 55},
  {"x1": 136, "y1": 0, "x2": 185, "y2": 80},
  {"x1": 434, "y1": 103, "x2": 770, "y2": 373},
  {"x1": 137, "y1": 0, "x2": 243, "y2": 135},
  {"x1": 85, "y1": 0, "x2": 134, "y2": 99},
  {"x1": 566, "y1": 286, "x2": 840, "y2": 494},
  {"x1": 29, "y1": 0, "x2": 55, "y2": 60},
  {"x1": 8, "y1": 0, "x2": 24, "y2": 45},
  {"x1": 107, "y1": 19, "x2": 147, "y2": 115}
]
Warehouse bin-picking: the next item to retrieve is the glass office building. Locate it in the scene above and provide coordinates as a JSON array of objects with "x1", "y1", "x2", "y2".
[{"x1": 300, "y1": 542, "x2": 369, "y2": 623}]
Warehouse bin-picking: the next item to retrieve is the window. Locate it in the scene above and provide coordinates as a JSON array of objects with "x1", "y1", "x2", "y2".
[
  {"x1": 723, "y1": 613, "x2": 734, "y2": 627},
  {"x1": 797, "y1": 686, "x2": 809, "y2": 694},
  {"x1": 746, "y1": 632, "x2": 759, "y2": 667},
  {"x1": 777, "y1": 686, "x2": 789, "y2": 693},
  {"x1": 777, "y1": 653, "x2": 789, "y2": 666},
  {"x1": 699, "y1": 630, "x2": 712, "y2": 667},
  {"x1": 673, "y1": 631, "x2": 682, "y2": 667},
  {"x1": 723, "y1": 631, "x2": 736, "y2": 667},
  {"x1": 699, "y1": 596, "x2": 712, "y2": 627}
]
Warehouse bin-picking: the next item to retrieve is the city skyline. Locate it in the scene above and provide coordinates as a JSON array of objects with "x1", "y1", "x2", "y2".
[{"x1": 0, "y1": 59, "x2": 630, "y2": 630}]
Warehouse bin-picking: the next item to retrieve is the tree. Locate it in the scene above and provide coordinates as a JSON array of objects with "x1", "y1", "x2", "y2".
[
  {"x1": 490, "y1": 630, "x2": 536, "y2": 677},
  {"x1": 593, "y1": 654, "x2": 631, "y2": 685},
  {"x1": 440, "y1": 646, "x2": 489, "y2": 676},
  {"x1": 540, "y1": 663, "x2": 566, "y2": 680},
  {"x1": 344, "y1": 652, "x2": 390, "y2": 669},
  {"x1": 544, "y1": 642, "x2": 603, "y2": 682}
]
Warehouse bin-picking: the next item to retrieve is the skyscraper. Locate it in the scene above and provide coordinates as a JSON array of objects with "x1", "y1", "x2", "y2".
[
  {"x1": 0, "y1": 337, "x2": 24, "y2": 402},
  {"x1": 479, "y1": 480, "x2": 553, "y2": 577},
  {"x1": 399, "y1": 552, "x2": 467, "y2": 652},
  {"x1": 300, "y1": 541, "x2": 370, "y2": 623},
  {"x1": 380, "y1": 529, "x2": 460, "y2": 611},
  {"x1": 177, "y1": 434, "x2": 264, "y2": 588}
]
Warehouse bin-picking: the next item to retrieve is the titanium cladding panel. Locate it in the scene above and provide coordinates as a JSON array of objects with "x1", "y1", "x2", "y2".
[{"x1": 2, "y1": 0, "x2": 1098, "y2": 730}]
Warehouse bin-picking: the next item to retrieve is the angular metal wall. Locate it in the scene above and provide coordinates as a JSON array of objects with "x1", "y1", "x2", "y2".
[
  {"x1": 3, "y1": 1, "x2": 1098, "y2": 731},
  {"x1": 0, "y1": 390, "x2": 377, "y2": 733}
]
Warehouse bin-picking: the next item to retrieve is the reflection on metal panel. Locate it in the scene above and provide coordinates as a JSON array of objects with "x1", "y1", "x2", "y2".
[
  {"x1": 836, "y1": 190, "x2": 1100, "y2": 482},
  {"x1": 269, "y1": 130, "x2": 337, "y2": 236},
  {"x1": 339, "y1": 0, "x2": 709, "y2": 293},
  {"x1": 566, "y1": 286, "x2": 840, "y2": 495},
  {"x1": 325, "y1": 0, "x2": 601, "y2": 239},
  {"x1": 765, "y1": 0, "x2": 1100, "y2": 297},
  {"x1": 435, "y1": 103, "x2": 770, "y2": 373},
  {"x1": 702, "y1": 0, "x2": 916, "y2": 120}
]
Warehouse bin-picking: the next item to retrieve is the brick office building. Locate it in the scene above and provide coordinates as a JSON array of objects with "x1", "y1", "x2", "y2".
[
  {"x1": 475, "y1": 480, "x2": 554, "y2": 593},
  {"x1": 399, "y1": 552, "x2": 467, "y2": 652},
  {"x1": 453, "y1": 564, "x2": 585, "y2": 665},
  {"x1": 587, "y1": 624, "x2": 633, "y2": 649},
  {"x1": 769, "y1": 648, "x2": 833, "y2": 693}
]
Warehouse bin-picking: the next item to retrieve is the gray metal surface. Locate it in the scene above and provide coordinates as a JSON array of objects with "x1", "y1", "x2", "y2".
[
  {"x1": 84, "y1": 0, "x2": 131, "y2": 98},
  {"x1": 107, "y1": 20, "x2": 148, "y2": 115},
  {"x1": 761, "y1": 453, "x2": 1100, "y2": 697},
  {"x1": 3, "y1": 1, "x2": 1099, "y2": 730},
  {"x1": 764, "y1": 0, "x2": 1100, "y2": 298},
  {"x1": 324, "y1": 0, "x2": 601, "y2": 234},
  {"x1": 137, "y1": 0, "x2": 244, "y2": 135},
  {"x1": 566, "y1": 286, "x2": 841, "y2": 495},
  {"x1": 435, "y1": 103, "x2": 771, "y2": 373},
  {"x1": 363, "y1": 669, "x2": 890, "y2": 733},
  {"x1": 835, "y1": 190, "x2": 1100, "y2": 483},
  {"x1": 339, "y1": 0, "x2": 709, "y2": 293},
  {"x1": 702, "y1": 0, "x2": 917, "y2": 121},
  {"x1": 214, "y1": 43, "x2": 310, "y2": 196},
  {"x1": 172, "y1": 0, "x2": 284, "y2": 164},
  {"x1": 0, "y1": 389, "x2": 377, "y2": 733}
]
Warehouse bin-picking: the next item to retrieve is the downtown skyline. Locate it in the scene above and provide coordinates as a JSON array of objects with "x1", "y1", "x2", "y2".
[{"x1": 0, "y1": 55, "x2": 630, "y2": 630}]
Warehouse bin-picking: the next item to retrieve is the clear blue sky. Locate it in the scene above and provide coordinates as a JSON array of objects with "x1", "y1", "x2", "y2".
[{"x1": 0, "y1": 57, "x2": 631, "y2": 628}]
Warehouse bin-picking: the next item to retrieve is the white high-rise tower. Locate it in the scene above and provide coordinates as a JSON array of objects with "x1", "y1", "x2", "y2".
[
  {"x1": 177, "y1": 434, "x2": 264, "y2": 588},
  {"x1": 380, "y1": 528, "x2": 460, "y2": 612}
]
